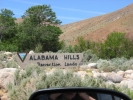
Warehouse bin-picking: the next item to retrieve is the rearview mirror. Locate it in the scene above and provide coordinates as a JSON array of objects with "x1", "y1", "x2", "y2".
[{"x1": 29, "y1": 87, "x2": 131, "y2": 100}]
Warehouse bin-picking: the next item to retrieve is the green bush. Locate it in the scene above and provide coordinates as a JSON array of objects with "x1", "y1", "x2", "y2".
[
  {"x1": 76, "y1": 36, "x2": 87, "y2": 52},
  {"x1": 57, "y1": 45, "x2": 75, "y2": 53},
  {"x1": 0, "y1": 42, "x2": 18, "y2": 52},
  {"x1": 59, "y1": 32, "x2": 133, "y2": 59},
  {"x1": 58, "y1": 36, "x2": 93, "y2": 53},
  {"x1": 34, "y1": 43, "x2": 43, "y2": 53},
  {"x1": 96, "y1": 32, "x2": 133, "y2": 59}
]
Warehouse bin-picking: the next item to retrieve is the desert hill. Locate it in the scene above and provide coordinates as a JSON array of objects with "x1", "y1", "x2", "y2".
[
  {"x1": 15, "y1": 3, "x2": 133, "y2": 45},
  {"x1": 59, "y1": 3, "x2": 133, "y2": 45}
]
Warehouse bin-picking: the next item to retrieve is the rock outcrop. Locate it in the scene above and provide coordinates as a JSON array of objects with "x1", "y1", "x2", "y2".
[{"x1": 0, "y1": 68, "x2": 17, "y2": 88}]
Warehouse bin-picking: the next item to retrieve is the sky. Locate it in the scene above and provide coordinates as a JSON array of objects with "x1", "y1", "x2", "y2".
[{"x1": 0, "y1": 0, "x2": 133, "y2": 25}]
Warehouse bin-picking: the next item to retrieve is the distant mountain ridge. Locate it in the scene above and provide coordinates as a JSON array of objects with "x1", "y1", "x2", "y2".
[{"x1": 15, "y1": 3, "x2": 133, "y2": 45}]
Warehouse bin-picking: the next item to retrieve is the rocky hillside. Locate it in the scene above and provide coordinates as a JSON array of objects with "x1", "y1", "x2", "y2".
[{"x1": 59, "y1": 3, "x2": 133, "y2": 45}]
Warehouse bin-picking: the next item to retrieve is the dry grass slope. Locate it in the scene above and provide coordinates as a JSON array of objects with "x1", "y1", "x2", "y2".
[{"x1": 59, "y1": 3, "x2": 133, "y2": 45}]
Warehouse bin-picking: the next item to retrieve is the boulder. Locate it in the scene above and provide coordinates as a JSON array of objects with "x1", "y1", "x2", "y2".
[
  {"x1": 4, "y1": 52, "x2": 12, "y2": 57},
  {"x1": 124, "y1": 70, "x2": 133, "y2": 79},
  {"x1": 124, "y1": 74, "x2": 131, "y2": 79},
  {"x1": 29, "y1": 50, "x2": 34, "y2": 54},
  {"x1": 117, "y1": 71, "x2": 125, "y2": 77},
  {"x1": 92, "y1": 71, "x2": 101, "y2": 78},
  {"x1": 88, "y1": 63, "x2": 97, "y2": 69},
  {"x1": 101, "y1": 73, "x2": 123, "y2": 83},
  {"x1": 101, "y1": 73, "x2": 108, "y2": 77},
  {"x1": 74, "y1": 71, "x2": 87, "y2": 79},
  {"x1": 106, "y1": 80, "x2": 115, "y2": 85},
  {"x1": 1, "y1": 94, "x2": 8, "y2": 100},
  {"x1": 7, "y1": 57, "x2": 14, "y2": 61},
  {"x1": 120, "y1": 79, "x2": 133, "y2": 90},
  {"x1": 131, "y1": 73, "x2": 133, "y2": 79},
  {"x1": 80, "y1": 65, "x2": 88, "y2": 69},
  {"x1": 0, "y1": 68, "x2": 17, "y2": 88},
  {"x1": 125, "y1": 70, "x2": 133, "y2": 74}
]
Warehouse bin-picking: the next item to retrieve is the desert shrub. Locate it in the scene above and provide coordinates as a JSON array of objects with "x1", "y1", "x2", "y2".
[
  {"x1": 111, "y1": 57, "x2": 128, "y2": 67},
  {"x1": 81, "y1": 75, "x2": 106, "y2": 87},
  {"x1": 96, "y1": 57, "x2": 133, "y2": 72},
  {"x1": 0, "y1": 52, "x2": 18, "y2": 69},
  {"x1": 8, "y1": 65, "x2": 41, "y2": 100},
  {"x1": 0, "y1": 52, "x2": 6, "y2": 69},
  {"x1": 125, "y1": 89, "x2": 133, "y2": 99},
  {"x1": 5, "y1": 60, "x2": 18, "y2": 68},
  {"x1": 7, "y1": 65, "x2": 133, "y2": 100},
  {"x1": 36, "y1": 69, "x2": 82, "y2": 89},
  {"x1": 96, "y1": 59, "x2": 116, "y2": 72},
  {"x1": 82, "y1": 49, "x2": 99, "y2": 64},
  {"x1": 110, "y1": 57, "x2": 127, "y2": 71},
  {"x1": 110, "y1": 57, "x2": 133, "y2": 71},
  {"x1": 99, "y1": 65, "x2": 116, "y2": 72},
  {"x1": 80, "y1": 65, "x2": 88, "y2": 70},
  {"x1": 122, "y1": 58, "x2": 133, "y2": 70},
  {"x1": 97, "y1": 59, "x2": 116, "y2": 72},
  {"x1": 0, "y1": 53, "x2": 7, "y2": 61},
  {"x1": 118, "y1": 86, "x2": 133, "y2": 100},
  {"x1": 0, "y1": 61, "x2": 6, "y2": 69}
]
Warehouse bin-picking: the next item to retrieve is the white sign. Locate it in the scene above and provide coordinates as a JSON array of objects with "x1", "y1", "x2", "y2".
[{"x1": 15, "y1": 53, "x2": 83, "y2": 68}]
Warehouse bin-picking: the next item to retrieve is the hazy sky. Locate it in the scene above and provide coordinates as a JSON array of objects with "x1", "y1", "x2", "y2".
[{"x1": 0, "y1": 0, "x2": 133, "y2": 25}]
